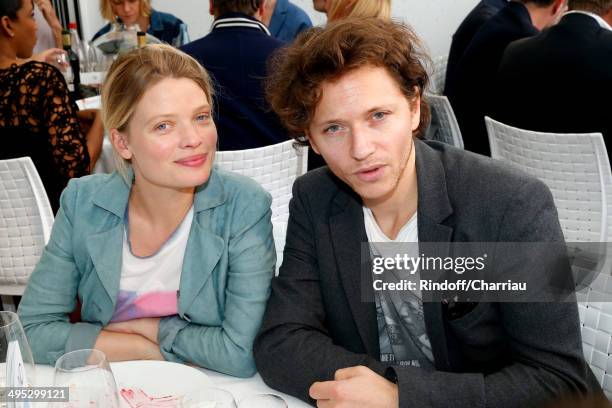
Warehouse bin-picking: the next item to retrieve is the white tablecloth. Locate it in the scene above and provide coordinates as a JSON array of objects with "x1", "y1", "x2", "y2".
[{"x1": 35, "y1": 362, "x2": 311, "y2": 407}]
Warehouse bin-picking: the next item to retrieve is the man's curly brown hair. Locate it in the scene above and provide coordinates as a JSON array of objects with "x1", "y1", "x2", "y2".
[{"x1": 265, "y1": 17, "x2": 431, "y2": 146}]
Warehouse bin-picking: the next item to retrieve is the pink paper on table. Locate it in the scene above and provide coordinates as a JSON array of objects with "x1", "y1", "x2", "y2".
[{"x1": 120, "y1": 387, "x2": 180, "y2": 408}]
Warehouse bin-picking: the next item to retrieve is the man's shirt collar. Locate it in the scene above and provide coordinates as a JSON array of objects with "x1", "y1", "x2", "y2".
[
  {"x1": 564, "y1": 10, "x2": 612, "y2": 31},
  {"x1": 212, "y1": 13, "x2": 271, "y2": 35}
]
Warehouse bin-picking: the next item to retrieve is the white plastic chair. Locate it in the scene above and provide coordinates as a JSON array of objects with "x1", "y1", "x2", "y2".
[
  {"x1": 424, "y1": 93, "x2": 464, "y2": 149},
  {"x1": 215, "y1": 140, "x2": 308, "y2": 274},
  {"x1": 0, "y1": 157, "x2": 54, "y2": 299},
  {"x1": 215, "y1": 140, "x2": 308, "y2": 223},
  {"x1": 429, "y1": 55, "x2": 448, "y2": 95},
  {"x1": 485, "y1": 117, "x2": 612, "y2": 396},
  {"x1": 485, "y1": 117, "x2": 609, "y2": 243}
]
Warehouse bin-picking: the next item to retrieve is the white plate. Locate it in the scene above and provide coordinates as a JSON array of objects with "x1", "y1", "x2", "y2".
[{"x1": 110, "y1": 360, "x2": 211, "y2": 407}]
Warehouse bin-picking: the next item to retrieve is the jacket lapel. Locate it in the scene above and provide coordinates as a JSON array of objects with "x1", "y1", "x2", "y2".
[
  {"x1": 178, "y1": 169, "x2": 227, "y2": 314},
  {"x1": 86, "y1": 226, "x2": 124, "y2": 313},
  {"x1": 330, "y1": 185, "x2": 380, "y2": 357},
  {"x1": 415, "y1": 140, "x2": 454, "y2": 370},
  {"x1": 87, "y1": 172, "x2": 132, "y2": 312}
]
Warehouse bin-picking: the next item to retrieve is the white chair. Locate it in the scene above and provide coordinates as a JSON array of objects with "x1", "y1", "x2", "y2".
[
  {"x1": 485, "y1": 117, "x2": 609, "y2": 243},
  {"x1": 424, "y1": 93, "x2": 464, "y2": 149},
  {"x1": 215, "y1": 140, "x2": 308, "y2": 223},
  {"x1": 0, "y1": 157, "x2": 54, "y2": 302},
  {"x1": 215, "y1": 140, "x2": 308, "y2": 274},
  {"x1": 429, "y1": 55, "x2": 448, "y2": 95},
  {"x1": 485, "y1": 117, "x2": 612, "y2": 396}
]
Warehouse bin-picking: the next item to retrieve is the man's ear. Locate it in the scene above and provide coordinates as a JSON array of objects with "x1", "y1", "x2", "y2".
[
  {"x1": 254, "y1": 0, "x2": 267, "y2": 22},
  {"x1": 110, "y1": 129, "x2": 132, "y2": 160},
  {"x1": 552, "y1": 0, "x2": 567, "y2": 17}
]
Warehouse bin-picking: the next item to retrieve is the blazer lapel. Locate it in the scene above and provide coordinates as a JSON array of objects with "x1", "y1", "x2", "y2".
[
  {"x1": 178, "y1": 221, "x2": 224, "y2": 314},
  {"x1": 87, "y1": 172, "x2": 132, "y2": 313},
  {"x1": 178, "y1": 169, "x2": 227, "y2": 314},
  {"x1": 330, "y1": 185, "x2": 380, "y2": 357},
  {"x1": 415, "y1": 140, "x2": 455, "y2": 370},
  {"x1": 86, "y1": 226, "x2": 124, "y2": 313}
]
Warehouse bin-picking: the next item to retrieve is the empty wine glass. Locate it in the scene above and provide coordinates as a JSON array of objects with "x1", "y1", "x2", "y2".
[
  {"x1": 180, "y1": 386, "x2": 237, "y2": 408},
  {"x1": 0, "y1": 311, "x2": 36, "y2": 407},
  {"x1": 238, "y1": 393, "x2": 288, "y2": 408},
  {"x1": 53, "y1": 349, "x2": 119, "y2": 407}
]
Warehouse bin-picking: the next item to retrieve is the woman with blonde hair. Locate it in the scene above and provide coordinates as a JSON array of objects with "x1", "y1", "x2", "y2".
[
  {"x1": 93, "y1": 0, "x2": 189, "y2": 47},
  {"x1": 18, "y1": 44, "x2": 275, "y2": 377},
  {"x1": 326, "y1": 0, "x2": 391, "y2": 22}
]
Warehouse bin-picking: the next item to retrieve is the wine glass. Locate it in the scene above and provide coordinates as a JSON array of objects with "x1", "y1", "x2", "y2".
[
  {"x1": 53, "y1": 349, "x2": 119, "y2": 407},
  {"x1": 180, "y1": 386, "x2": 237, "y2": 408},
  {"x1": 238, "y1": 394, "x2": 288, "y2": 408},
  {"x1": 0, "y1": 311, "x2": 36, "y2": 407}
]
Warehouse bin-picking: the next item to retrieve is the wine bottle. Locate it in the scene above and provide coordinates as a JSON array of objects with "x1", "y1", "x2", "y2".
[{"x1": 62, "y1": 29, "x2": 81, "y2": 98}]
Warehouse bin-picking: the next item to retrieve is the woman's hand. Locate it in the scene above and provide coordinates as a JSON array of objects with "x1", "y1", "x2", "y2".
[
  {"x1": 34, "y1": 0, "x2": 63, "y2": 48},
  {"x1": 105, "y1": 318, "x2": 161, "y2": 344},
  {"x1": 30, "y1": 48, "x2": 68, "y2": 71}
]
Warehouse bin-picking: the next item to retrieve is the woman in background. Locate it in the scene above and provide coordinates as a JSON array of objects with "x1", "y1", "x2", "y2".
[
  {"x1": 93, "y1": 0, "x2": 189, "y2": 47},
  {"x1": 326, "y1": 0, "x2": 391, "y2": 22},
  {"x1": 0, "y1": 0, "x2": 103, "y2": 212},
  {"x1": 18, "y1": 44, "x2": 275, "y2": 378}
]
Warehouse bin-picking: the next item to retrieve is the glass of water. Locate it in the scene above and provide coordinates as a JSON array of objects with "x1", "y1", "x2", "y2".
[
  {"x1": 0, "y1": 311, "x2": 36, "y2": 407},
  {"x1": 53, "y1": 349, "x2": 119, "y2": 407}
]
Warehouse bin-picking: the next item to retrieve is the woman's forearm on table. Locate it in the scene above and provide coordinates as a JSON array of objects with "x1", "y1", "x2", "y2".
[{"x1": 94, "y1": 330, "x2": 164, "y2": 362}]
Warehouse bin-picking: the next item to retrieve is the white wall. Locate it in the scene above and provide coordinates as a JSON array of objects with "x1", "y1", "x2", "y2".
[{"x1": 78, "y1": 0, "x2": 479, "y2": 58}]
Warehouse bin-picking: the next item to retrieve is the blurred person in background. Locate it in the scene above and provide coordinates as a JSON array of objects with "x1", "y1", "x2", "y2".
[
  {"x1": 493, "y1": 0, "x2": 612, "y2": 159},
  {"x1": 33, "y1": 0, "x2": 61, "y2": 52},
  {"x1": 181, "y1": 0, "x2": 288, "y2": 151},
  {"x1": 261, "y1": 0, "x2": 312, "y2": 42},
  {"x1": 18, "y1": 44, "x2": 275, "y2": 376},
  {"x1": 444, "y1": 0, "x2": 507, "y2": 95},
  {"x1": 313, "y1": 0, "x2": 327, "y2": 12},
  {"x1": 325, "y1": 0, "x2": 391, "y2": 22},
  {"x1": 93, "y1": 0, "x2": 189, "y2": 47},
  {"x1": 0, "y1": 0, "x2": 103, "y2": 213},
  {"x1": 445, "y1": 0, "x2": 567, "y2": 156}
]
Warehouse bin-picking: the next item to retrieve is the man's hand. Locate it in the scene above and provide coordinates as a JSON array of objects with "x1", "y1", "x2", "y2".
[
  {"x1": 309, "y1": 366, "x2": 399, "y2": 408},
  {"x1": 105, "y1": 318, "x2": 161, "y2": 345}
]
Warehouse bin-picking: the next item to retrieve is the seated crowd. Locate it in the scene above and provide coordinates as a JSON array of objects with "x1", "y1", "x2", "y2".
[{"x1": 1, "y1": 0, "x2": 612, "y2": 407}]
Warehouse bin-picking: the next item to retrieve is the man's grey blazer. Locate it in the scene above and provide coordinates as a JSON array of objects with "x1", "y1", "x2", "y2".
[{"x1": 254, "y1": 140, "x2": 601, "y2": 407}]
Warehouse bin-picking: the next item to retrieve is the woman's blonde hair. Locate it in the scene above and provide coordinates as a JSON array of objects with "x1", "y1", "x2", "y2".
[
  {"x1": 101, "y1": 43, "x2": 214, "y2": 179},
  {"x1": 326, "y1": 0, "x2": 391, "y2": 22},
  {"x1": 99, "y1": 0, "x2": 152, "y2": 22}
]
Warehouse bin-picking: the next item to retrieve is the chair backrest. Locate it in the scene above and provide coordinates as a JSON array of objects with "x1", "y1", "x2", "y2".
[
  {"x1": 486, "y1": 117, "x2": 612, "y2": 396},
  {"x1": 578, "y1": 293, "x2": 612, "y2": 399},
  {"x1": 0, "y1": 157, "x2": 54, "y2": 295},
  {"x1": 486, "y1": 117, "x2": 609, "y2": 243},
  {"x1": 429, "y1": 55, "x2": 448, "y2": 95},
  {"x1": 215, "y1": 140, "x2": 308, "y2": 223},
  {"x1": 424, "y1": 93, "x2": 464, "y2": 149}
]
